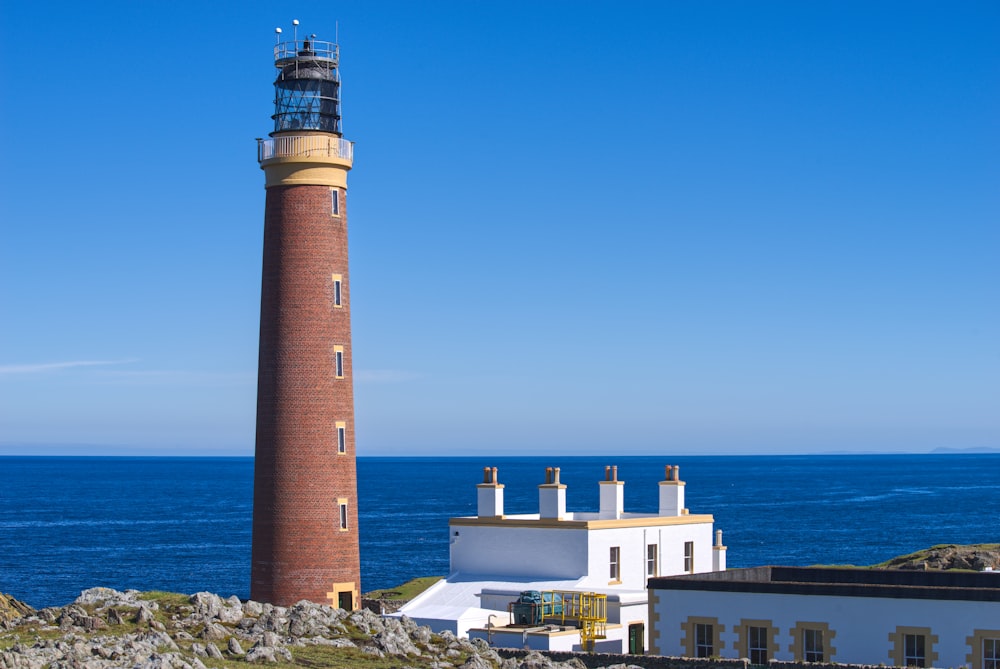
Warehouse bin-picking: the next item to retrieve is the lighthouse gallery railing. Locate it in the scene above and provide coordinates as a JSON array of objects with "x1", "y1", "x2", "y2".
[{"x1": 257, "y1": 135, "x2": 353, "y2": 163}]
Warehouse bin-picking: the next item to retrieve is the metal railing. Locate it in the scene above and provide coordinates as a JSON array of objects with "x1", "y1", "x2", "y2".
[
  {"x1": 257, "y1": 135, "x2": 353, "y2": 163},
  {"x1": 274, "y1": 39, "x2": 338, "y2": 64}
]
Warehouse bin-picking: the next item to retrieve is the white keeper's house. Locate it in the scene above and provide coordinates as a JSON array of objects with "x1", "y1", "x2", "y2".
[
  {"x1": 648, "y1": 566, "x2": 1000, "y2": 669},
  {"x1": 395, "y1": 464, "x2": 727, "y2": 653}
]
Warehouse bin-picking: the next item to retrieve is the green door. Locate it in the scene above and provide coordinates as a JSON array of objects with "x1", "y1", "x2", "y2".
[{"x1": 629, "y1": 623, "x2": 645, "y2": 655}]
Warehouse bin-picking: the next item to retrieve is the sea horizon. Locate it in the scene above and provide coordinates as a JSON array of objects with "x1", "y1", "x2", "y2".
[{"x1": 2, "y1": 453, "x2": 998, "y2": 609}]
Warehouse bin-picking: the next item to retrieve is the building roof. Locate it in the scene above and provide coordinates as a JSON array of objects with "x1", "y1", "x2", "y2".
[{"x1": 648, "y1": 566, "x2": 1000, "y2": 602}]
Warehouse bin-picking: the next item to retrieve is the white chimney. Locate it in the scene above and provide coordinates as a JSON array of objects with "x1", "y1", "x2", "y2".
[
  {"x1": 599, "y1": 465, "x2": 624, "y2": 519},
  {"x1": 713, "y1": 529, "x2": 727, "y2": 571},
  {"x1": 477, "y1": 466, "x2": 504, "y2": 518},
  {"x1": 658, "y1": 465, "x2": 685, "y2": 516},
  {"x1": 539, "y1": 467, "x2": 566, "y2": 519}
]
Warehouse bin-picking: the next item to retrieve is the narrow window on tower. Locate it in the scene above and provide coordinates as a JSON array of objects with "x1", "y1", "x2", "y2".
[
  {"x1": 609, "y1": 546, "x2": 621, "y2": 581},
  {"x1": 336, "y1": 421, "x2": 347, "y2": 454},
  {"x1": 332, "y1": 273, "x2": 343, "y2": 308},
  {"x1": 334, "y1": 346, "x2": 345, "y2": 378},
  {"x1": 338, "y1": 499, "x2": 348, "y2": 531},
  {"x1": 684, "y1": 541, "x2": 695, "y2": 573},
  {"x1": 331, "y1": 187, "x2": 341, "y2": 216}
]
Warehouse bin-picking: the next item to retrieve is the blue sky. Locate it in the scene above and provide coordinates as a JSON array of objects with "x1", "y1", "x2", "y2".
[{"x1": 0, "y1": 1, "x2": 997, "y2": 456}]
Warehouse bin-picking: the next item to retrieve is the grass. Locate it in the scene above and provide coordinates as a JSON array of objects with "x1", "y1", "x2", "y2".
[{"x1": 363, "y1": 576, "x2": 442, "y2": 602}]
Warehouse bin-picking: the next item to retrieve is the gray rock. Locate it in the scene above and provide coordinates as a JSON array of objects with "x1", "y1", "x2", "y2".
[
  {"x1": 190, "y1": 592, "x2": 223, "y2": 619},
  {"x1": 227, "y1": 637, "x2": 245, "y2": 656},
  {"x1": 246, "y1": 645, "x2": 293, "y2": 663},
  {"x1": 201, "y1": 622, "x2": 229, "y2": 641},
  {"x1": 459, "y1": 655, "x2": 496, "y2": 669},
  {"x1": 135, "y1": 605, "x2": 156, "y2": 625},
  {"x1": 242, "y1": 599, "x2": 264, "y2": 617},
  {"x1": 190, "y1": 642, "x2": 208, "y2": 657},
  {"x1": 347, "y1": 607, "x2": 385, "y2": 635},
  {"x1": 361, "y1": 645, "x2": 385, "y2": 658},
  {"x1": 205, "y1": 642, "x2": 224, "y2": 660}
]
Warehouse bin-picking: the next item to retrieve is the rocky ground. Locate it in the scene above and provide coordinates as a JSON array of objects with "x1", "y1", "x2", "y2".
[
  {"x1": 0, "y1": 588, "x2": 642, "y2": 669},
  {"x1": 872, "y1": 543, "x2": 1000, "y2": 571}
]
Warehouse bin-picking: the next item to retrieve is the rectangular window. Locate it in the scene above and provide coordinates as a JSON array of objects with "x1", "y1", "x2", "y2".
[
  {"x1": 684, "y1": 541, "x2": 694, "y2": 573},
  {"x1": 803, "y1": 628, "x2": 825, "y2": 663},
  {"x1": 646, "y1": 544, "x2": 658, "y2": 577},
  {"x1": 748, "y1": 626, "x2": 768, "y2": 665},
  {"x1": 694, "y1": 623, "x2": 714, "y2": 658},
  {"x1": 331, "y1": 188, "x2": 341, "y2": 216},
  {"x1": 609, "y1": 546, "x2": 620, "y2": 581},
  {"x1": 334, "y1": 346, "x2": 344, "y2": 378},
  {"x1": 332, "y1": 274, "x2": 343, "y2": 307},
  {"x1": 336, "y1": 422, "x2": 346, "y2": 454},
  {"x1": 338, "y1": 502, "x2": 348, "y2": 530},
  {"x1": 985, "y1": 639, "x2": 1000, "y2": 669},
  {"x1": 904, "y1": 634, "x2": 926, "y2": 668}
]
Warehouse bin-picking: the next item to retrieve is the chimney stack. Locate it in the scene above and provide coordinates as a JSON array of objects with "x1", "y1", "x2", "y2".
[
  {"x1": 713, "y1": 529, "x2": 727, "y2": 571},
  {"x1": 658, "y1": 464, "x2": 686, "y2": 516},
  {"x1": 599, "y1": 465, "x2": 624, "y2": 519},
  {"x1": 539, "y1": 467, "x2": 567, "y2": 519},
  {"x1": 477, "y1": 466, "x2": 504, "y2": 518}
]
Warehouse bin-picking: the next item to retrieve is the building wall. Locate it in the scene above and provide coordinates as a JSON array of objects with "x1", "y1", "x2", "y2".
[
  {"x1": 582, "y1": 524, "x2": 715, "y2": 591},
  {"x1": 651, "y1": 588, "x2": 1000, "y2": 668},
  {"x1": 449, "y1": 524, "x2": 589, "y2": 579},
  {"x1": 450, "y1": 520, "x2": 716, "y2": 588}
]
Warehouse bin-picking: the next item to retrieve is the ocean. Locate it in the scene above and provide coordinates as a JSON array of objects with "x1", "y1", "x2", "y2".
[{"x1": 1, "y1": 454, "x2": 997, "y2": 609}]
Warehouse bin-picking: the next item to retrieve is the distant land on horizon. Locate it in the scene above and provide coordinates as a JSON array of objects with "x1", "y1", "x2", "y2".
[{"x1": 0, "y1": 445, "x2": 998, "y2": 457}]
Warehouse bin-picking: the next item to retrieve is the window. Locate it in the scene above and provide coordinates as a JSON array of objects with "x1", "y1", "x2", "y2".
[
  {"x1": 646, "y1": 544, "x2": 658, "y2": 577},
  {"x1": 791, "y1": 622, "x2": 834, "y2": 662},
  {"x1": 748, "y1": 626, "x2": 769, "y2": 665},
  {"x1": 695, "y1": 623, "x2": 714, "y2": 658},
  {"x1": 609, "y1": 546, "x2": 620, "y2": 581},
  {"x1": 338, "y1": 501, "x2": 348, "y2": 530},
  {"x1": 804, "y1": 628, "x2": 825, "y2": 662},
  {"x1": 336, "y1": 422, "x2": 346, "y2": 454},
  {"x1": 904, "y1": 634, "x2": 926, "y2": 667},
  {"x1": 332, "y1": 274, "x2": 343, "y2": 307},
  {"x1": 890, "y1": 627, "x2": 936, "y2": 668},
  {"x1": 737, "y1": 619, "x2": 776, "y2": 665},
  {"x1": 683, "y1": 617, "x2": 723, "y2": 659},
  {"x1": 684, "y1": 541, "x2": 694, "y2": 572},
  {"x1": 334, "y1": 346, "x2": 344, "y2": 378},
  {"x1": 331, "y1": 187, "x2": 341, "y2": 216},
  {"x1": 984, "y1": 638, "x2": 1000, "y2": 669}
]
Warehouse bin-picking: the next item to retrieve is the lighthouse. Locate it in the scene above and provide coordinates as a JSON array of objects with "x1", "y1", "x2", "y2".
[{"x1": 250, "y1": 22, "x2": 361, "y2": 610}]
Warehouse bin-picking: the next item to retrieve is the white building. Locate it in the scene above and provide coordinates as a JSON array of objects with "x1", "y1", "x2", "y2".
[
  {"x1": 397, "y1": 464, "x2": 726, "y2": 653},
  {"x1": 648, "y1": 566, "x2": 1000, "y2": 668}
]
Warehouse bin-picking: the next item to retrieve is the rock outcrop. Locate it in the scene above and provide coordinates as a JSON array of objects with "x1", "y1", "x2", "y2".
[
  {"x1": 0, "y1": 588, "x2": 609, "y2": 669},
  {"x1": 0, "y1": 595, "x2": 34, "y2": 629},
  {"x1": 877, "y1": 543, "x2": 1000, "y2": 571}
]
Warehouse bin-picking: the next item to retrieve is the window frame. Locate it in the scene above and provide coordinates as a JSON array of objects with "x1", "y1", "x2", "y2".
[
  {"x1": 334, "y1": 346, "x2": 345, "y2": 378},
  {"x1": 609, "y1": 546, "x2": 621, "y2": 581},
  {"x1": 338, "y1": 500, "x2": 348, "y2": 531},
  {"x1": 646, "y1": 543, "x2": 658, "y2": 577},
  {"x1": 331, "y1": 187, "x2": 341, "y2": 217},
  {"x1": 332, "y1": 273, "x2": 343, "y2": 308},
  {"x1": 336, "y1": 422, "x2": 346, "y2": 454},
  {"x1": 695, "y1": 623, "x2": 714, "y2": 658},
  {"x1": 684, "y1": 541, "x2": 694, "y2": 573}
]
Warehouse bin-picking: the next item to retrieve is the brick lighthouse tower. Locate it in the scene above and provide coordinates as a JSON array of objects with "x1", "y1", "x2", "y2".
[{"x1": 251, "y1": 22, "x2": 361, "y2": 610}]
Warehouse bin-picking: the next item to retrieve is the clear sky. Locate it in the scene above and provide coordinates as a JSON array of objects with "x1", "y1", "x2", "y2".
[{"x1": 0, "y1": 1, "x2": 997, "y2": 456}]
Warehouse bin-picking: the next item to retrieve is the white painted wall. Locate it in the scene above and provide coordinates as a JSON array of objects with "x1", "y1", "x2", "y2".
[
  {"x1": 580, "y1": 523, "x2": 715, "y2": 591},
  {"x1": 652, "y1": 588, "x2": 1000, "y2": 667},
  {"x1": 449, "y1": 524, "x2": 589, "y2": 579}
]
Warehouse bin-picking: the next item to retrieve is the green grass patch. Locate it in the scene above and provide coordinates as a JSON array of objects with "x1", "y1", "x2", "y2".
[
  {"x1": 363, "y1": 576, "x2": 442, "y2": 602},
  {"x1": 138, "y1": 591, "x2": 191, "y2": 608}
]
